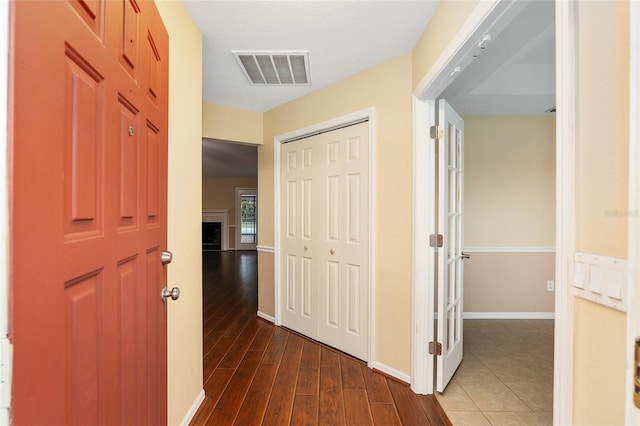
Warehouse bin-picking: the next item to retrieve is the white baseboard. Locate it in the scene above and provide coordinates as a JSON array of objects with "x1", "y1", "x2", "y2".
[
  {"x1": 257, "y1": 311, "x2": 275, "y2": 323},
  {"x1": 370, "y1": 361, "x2": 411, "y2": 384},
  {"x1": 463, "y1": 312, "x2": 555, "y2": 320},
  {"x1": 179, "y1": 389, "x2": 205, "y2": 426}
]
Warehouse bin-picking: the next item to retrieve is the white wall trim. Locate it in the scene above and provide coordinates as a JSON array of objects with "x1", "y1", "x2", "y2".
[
  {"x1": 464, "y1": 312, "x2": 555, "y2": 320},
  {"x1": 627, "y1": 0, "x2": 640, "y2": 422},
  {"x1": 256, "y1": 245, "x2": 274, "y2": 254},
  {"x1": 371, "y1": 362, "x2": 411, "y2": 385},
  {"x1": 179, "y1": 389, "x2": 205, "y2": 426},
  {"x1": 463, "y1": 247, "x2": 556, "y2": 253},
  {"x1": 0, "y1": 0, "x2": 10, "y2": 420},
  {"x1": 257, "y1": 311, "x2": 275, "y2": 323},
  {"x1": 554, "y1": 1, "x2": 577, "y2": 424},
  {"x1": 273, "y1": 108, "x2": 376, "y2": 367}
]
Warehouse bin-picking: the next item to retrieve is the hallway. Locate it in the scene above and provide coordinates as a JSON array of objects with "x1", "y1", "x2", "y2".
[{"x1": 190, "y1": 251, "x2": 451, "y2": 425}]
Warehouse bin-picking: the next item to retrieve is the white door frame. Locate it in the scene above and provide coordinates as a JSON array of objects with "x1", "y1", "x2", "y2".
[
  {"x1": 273, "y1": 108, "x2": 376, "y2": 366},
  {"x1": 627, "y1": 0, "x2": 640, "y2": 422},
  {"x1": 410, "y1": 2, "x2": 576, "y2": 425}
]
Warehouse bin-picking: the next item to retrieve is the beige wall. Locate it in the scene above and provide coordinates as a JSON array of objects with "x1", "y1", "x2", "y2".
[
  {"x1": 573, "y1": 1, "x2": 629, "y2": 422},
  {"x1": 464, "y1": 116, "x2": 555, "y2": 248},
  {"x1": 156, "y1": 2, "x2": 203, "y2": 424},
  {"x1": 463, "y1": 252, "x2": 554, "y2": 312},
  {"x1": 462, "y1": 116, "x2": 555, "y2": 313},
  {"x1": 412, "y1": 0, "x2": 480, "y2": 90},
  {"x1": 260, "y1": 54, "x2": 414, "y2": 374},
  {"x1": 202, "y1": 176, "x2": 257, "y2": 250},
  {"x1": 573, "y1": 299, "x2": 626, "y2": 425},
  {"x1": 202, "y1": 102, "x2": 264, "y2": 145}
]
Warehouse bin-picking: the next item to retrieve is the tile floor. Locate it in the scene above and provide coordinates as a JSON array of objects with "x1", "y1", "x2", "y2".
[{"x1": 436, "y1": 319, "x2": 554, "y2": 426}]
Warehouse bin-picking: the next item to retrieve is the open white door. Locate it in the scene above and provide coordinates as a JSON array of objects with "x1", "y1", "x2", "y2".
[{"x1": 436, "y1": 99, "x2": 465, "y2": 392}]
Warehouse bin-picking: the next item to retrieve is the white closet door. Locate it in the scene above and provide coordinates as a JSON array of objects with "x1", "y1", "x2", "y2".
[{"x1": 280, "y1": 121, "x2": 369, "y2": 361}]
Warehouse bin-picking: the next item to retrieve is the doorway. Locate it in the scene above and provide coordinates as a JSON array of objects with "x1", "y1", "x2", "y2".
[
  {"x1": 236, "y1": 188, "x2": 258, "y2": 251},
  {"x1": 411, "y1": 2, "x2": 564, "y2": 419}
]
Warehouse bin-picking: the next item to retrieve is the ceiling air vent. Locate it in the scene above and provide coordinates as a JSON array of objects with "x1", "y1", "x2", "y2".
[{"x1": 233, "y1": 51, "x2": 310, "y2": 85}]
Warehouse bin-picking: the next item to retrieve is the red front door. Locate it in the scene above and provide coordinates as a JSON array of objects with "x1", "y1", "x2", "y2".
[{"x1": 10, "y1": 0, "x2": 169, "y2": 423}]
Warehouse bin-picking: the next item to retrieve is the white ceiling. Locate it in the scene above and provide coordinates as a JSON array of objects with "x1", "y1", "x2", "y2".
[
  {"x1": 191, "y1": 0, "x2": 555, "y2": 177},
  {"x1": 183, "y1": 0, "x2": 439, "y2": 112}
]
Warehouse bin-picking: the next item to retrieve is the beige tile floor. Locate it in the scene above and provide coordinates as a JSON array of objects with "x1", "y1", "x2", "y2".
[{"x1": 436, "y1": 319, "x2": 554, "y2": 426}]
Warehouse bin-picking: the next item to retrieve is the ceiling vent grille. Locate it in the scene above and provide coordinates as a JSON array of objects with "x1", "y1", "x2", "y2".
[{"x1": 233, "y1": 51, "x2": 311, "y2": 85}]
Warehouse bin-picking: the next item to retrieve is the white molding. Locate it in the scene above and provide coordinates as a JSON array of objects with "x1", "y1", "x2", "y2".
[
  {"x1": 573, "y1": 253, "x2": 627, "y2": 312},
  {"x1": 463, "y1": 247, "x2": 555, "y2": 253},
  {"x1": 628, "y1": 1, "x2": 640, "y2": 421},
  {"x1": 413, "y1": 0, "x2": 528, "y2": 100},
  {"x1": 554, "y1": 1, "x2": 577, "y2": 424},
  {"x1": 274, "y1": 108, "x2": 376, "y2": 366},
  {"x1": 411, "y1": 98, "x2": 433, "y2": 394},
  {"x1": 0, "y1": 1, "x2": 10, "y2": 421},
  {"x1": 179, "y1": 389, "x2": 205, "y2": 426},
  {"x1": 370, "y1": 362, "x2": 411, "y2": 385},
  {"x1": 257, "y1": 311, "x2": 275, "y2": 323},
  {"x1": 464, "y1": 312, "x2": 555, "y2": 320},
  {"x1": 202, "y1": 209, "x2": 229, "y2": 251},
  {"x1": 256, "y1": 245, "x2": 274, "y2": 254}
]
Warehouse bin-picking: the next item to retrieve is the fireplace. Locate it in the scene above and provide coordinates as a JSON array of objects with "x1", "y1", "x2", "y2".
[
  {"x1": 202, "y1": 209, "x2": 229, "y2": 251},
  {"x1": 202, "y1": 222, "x2": 221, "y2": 251}
]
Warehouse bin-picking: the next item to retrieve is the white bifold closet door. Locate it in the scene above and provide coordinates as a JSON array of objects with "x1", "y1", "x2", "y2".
[{"x1": 280, "y1": 121, "x2": 369, "y2": 361}]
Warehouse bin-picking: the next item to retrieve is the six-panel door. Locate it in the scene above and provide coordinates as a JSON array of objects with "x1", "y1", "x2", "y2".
[{"x1": 11, "y1": 0, "x2": 169, "y2": 423}]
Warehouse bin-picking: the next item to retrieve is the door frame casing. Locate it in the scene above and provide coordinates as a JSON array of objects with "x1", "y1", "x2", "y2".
[
  {"x1": 627, "y1": 0, "x2": 640, "y2": 422},
  {"x1": 273, "y1": 108, "x2": 376, "y2": 366},
  {"x1": 410, "y1": 3, "x2": 576, "y2": 425}
]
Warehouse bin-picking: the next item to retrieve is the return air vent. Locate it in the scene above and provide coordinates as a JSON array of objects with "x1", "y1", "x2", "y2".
[{"x1": 233, "y1": 51, "x2": 310, "y2": 85}]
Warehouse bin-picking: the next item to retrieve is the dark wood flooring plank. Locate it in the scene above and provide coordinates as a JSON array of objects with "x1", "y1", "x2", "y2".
[
  {"x1": 369, "y1": 403, "x2": 402, "y2": 426},
  {"x1": 417, "y1": 394, "x2": 453, "y2": 426},
  {"x1": 218, "y1": 317, "x2": 261, "y2": 369},
  {"x1": 202, "y1": 368, "x2": 234, "y2": 406},
  {"x1": 203, "y1": 335, "x2": 236, "y2": 380},
  {"x1": 207, "y1": 350, "x2": 263, "y2": 425},
  {"x1": 343, "y1": 389, "x2": 373, "y2": 425},
  {"x1": 189, "y1": 396, "x2": 216, "y2": 426},
  {"x1": 233, "y1": 363, "x2": 279, "y2": 426},
  {"x1": 291, "y1": 394, "x2": 319, "y2": 426},
  {"x1": 340, "y1": 356, "x2": 366, "y2": 390},
  {"x1": 248, "y1": 320, "x2": 274, "y2": 352},
  {"x1": 318, "y1": 364, "x2": 346, "y2": 425},
  {"x1": 261, "y1": 327, "x2": 289, "y2": 365},
  {"x1": 386, "y1": 378, "x2": 431, "y2": 426},
  {"x1": 320, "y1": 346, "x2": 340, "y2": 366},
  {"x1": 296, "y1": 339, "x2": 320, "y2": 395},
  {"x1": 361, "y1": 365, "x2": 393, "y2": 404},
  {"x1": 261, "y1": 335, "x2": 304, "y2": 425}
]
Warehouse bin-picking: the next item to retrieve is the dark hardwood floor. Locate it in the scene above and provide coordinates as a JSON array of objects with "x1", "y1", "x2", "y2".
[{"x1": 190, "y1": 251, "x2": 451, "y2": 426}]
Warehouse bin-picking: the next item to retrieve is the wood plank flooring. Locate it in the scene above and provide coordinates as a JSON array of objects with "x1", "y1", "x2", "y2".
[{"x1": 190, "y1": 251, "x2": 451, "y2": 426}]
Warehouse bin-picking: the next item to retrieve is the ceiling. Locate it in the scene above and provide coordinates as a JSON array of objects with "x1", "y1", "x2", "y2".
[{"x1": 191, "y1": 0, "x2": 555, "y2": 178}]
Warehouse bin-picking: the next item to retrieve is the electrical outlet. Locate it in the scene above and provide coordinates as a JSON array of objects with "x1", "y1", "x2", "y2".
[{"x1": 547, "y1": 280, "x2": 555, "y2": 292}]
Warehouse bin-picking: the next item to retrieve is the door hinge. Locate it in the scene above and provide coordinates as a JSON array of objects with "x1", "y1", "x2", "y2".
[
  {"x1": 428, "y1": 341, "x2": 442, "y2": 356},
  {"x1": 429, "y1": 234, "x2": 443, "y2": 248},
  {"x1": 430, "y1": 125, "x2": 444, "y2": 140}
]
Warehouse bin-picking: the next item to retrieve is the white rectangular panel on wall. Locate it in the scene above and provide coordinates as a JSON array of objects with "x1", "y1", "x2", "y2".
[
  {"x1": 348, "y1": 173, "x2": 360, "y2": 244},
  {"x1": 301, "y1": 257, "x2": 312, "y2": 318},
  {"x1": 286, "y1": 254, "x2": 296, "y2": 312},
  {"x1": 347, "y1": 264, "x2": 360, "y2": 335},
  {"x1": 573, "y1": 252, "x2": 627, "y2": 312},
  {"x1": 326, "y1": 261, "x2": 339, "y2": 327},
  {"x1": 327, "y1": 176, "x2": 339, "y2": 241}
]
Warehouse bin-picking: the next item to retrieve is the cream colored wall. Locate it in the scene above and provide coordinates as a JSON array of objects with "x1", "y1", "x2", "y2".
[
  {"x1": 202, "y1": 176, "x2": 257, "y2": 250},
  {"x1": 464, "y1": 116, "x2": 555, "y2": 248},
  {"x1": 412, "y1": 0, "x2": 480, "y2": 90},
  {"x1": 202, "y1": 102, "x2": 263, "y2": 145},
  {"x1": 260, "y1": 54, "x2": 413, "y2": 374},
  {"x1": 462, "y1": 116, "x2": 555, "y2": 313},
  {"x1": 573, "y1": 1, "x2": 629, "y2": 422},
  {"x1": 156, "y1": 2, "x2": 203, "y2": 424},
  {"x1": 573, "y1": 299, "x2": 626, "y2": 425}
]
